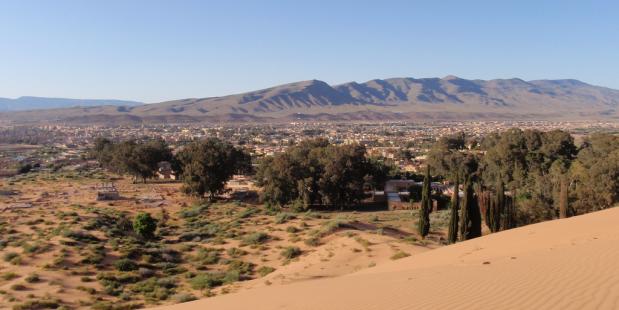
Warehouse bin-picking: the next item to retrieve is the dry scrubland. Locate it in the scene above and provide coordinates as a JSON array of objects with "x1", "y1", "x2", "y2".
[
  {"x1": 0, "y1": 170, "x2": 447, "y2": 309},
  {"x1": 162, "y1": 206, "x2": 619, "y2": 310}
]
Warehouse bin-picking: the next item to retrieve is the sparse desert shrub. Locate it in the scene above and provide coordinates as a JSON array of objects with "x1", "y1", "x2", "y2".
[
  {"x1": 304, "y1": 236, "x2": 321, "y2": 247},
  {"x1": 314, "y1": 218, "x2": 350, "y2": 237},
  {"x1": 226, "y1": 260, "x2": 254, "y2": 278},
  {"x1": 354, "y1": 237, "x2": 371, "y2": 251},
  {"x1": 80, "y1": 244, "x2": 106, "y2": 266},
  {"x1": 222, "y1": 270, "x2": 240, "y2": 284},
  {"x1": 177, "y1": 231, "x2": 210, "y2": 242},
  {"x1": 174, "y1": 293, "x2": 197, "y2": 303},
  {"x1": 4, "y1": 252, "x2": 19, "y2": 262},
  {"x1": 24, "y1": 274, "x2": 40, "y2": 283},
  {"x1": 390, "y1": 251, "x2": 410, "y2": 260},
  {"x1": 236, "y1": 208, "x2": 258, "y2": 219},
  {"x1": 138, "y1": 267, "x2": 155, "y2": 278},
  {"x1": 193, "y1": 247, "x2": 220, "y2": 265},
  {"x1": 80, "y1": 276, "x2": 94, "y2": 282},
  {"x1": 10, "y1": 283, "x2": 27, "y2": 291},
  {"x1": 12, "y1": 298, "x2": 62, "y2": 310},
  {"x1": 189, "y1": 273, "x2": 223, "y2": 290},
  {"x1": 143, "y1": 246, "x2": 181, "y2": 264},
  {"x1": 280, "y1": 246, "x2": 302, "y2": 260},
  {"x1": 285, "y1": 226, "x2": 299, "y2": 233},
  {"x1": 1, "y1": 272, "x2": 19, "y2": 281},
  {"x1": 241, "y1": 232, "x2": 269, "y2": 246},
  {"x1": 226, "y1": 247, "x2": 247, "y2": 258},
  {"x1": 63, "y1": 230, "x2": 100, "y2": 243},
  {"x1": 115, "y1": 259, "x2": 138, "y2": 272},
  {"x1": 275, "y1": 213, "x2": 296, "y2": 224},
  {"x1": 130, "y1": 277, "x2": 177, "y2": 301},
  {"x1": 77, "y1": 285, "x2": 97, "y2": 295},
  {"x1": 257, "y1": 266, "x2": 275, "y2": 277},
  {"x1": 156, "y1": 262, "x2": 187, "y2": 276},
  {"x1": 4, "y1": 252, "x2": 21, "y2": 265},
  {"x1": 178, "y1": 204, "x2": 209, "y2": 219}
]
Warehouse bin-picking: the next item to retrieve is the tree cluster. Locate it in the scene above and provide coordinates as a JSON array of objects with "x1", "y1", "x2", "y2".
[
  {"x1": 428, "y1": 129, "x2": 619, "y2": 239},
  {"x1": 92, "y1": 137, "x2": 251, "y2": 200},
  {"x1": 255, "y1": 139, "x2": 393, "y2": 210},
  {"x1": 92, "y1": 137, "x2": 173, "y2": 183},
  {"x1": 176, "y1": 138, "x2": 252, "y2": 200}
]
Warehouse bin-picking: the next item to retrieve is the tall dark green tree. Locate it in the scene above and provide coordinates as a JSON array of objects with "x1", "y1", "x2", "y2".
[
  {"x1": 460, "y1": 175, "x2": 482, "y2": 240},
  {"x1": 177, "y1": 138, "x2": 251, "y2": 200},
  {"x1": 559, "y1": 176, "x2": 568, "y2": 219},
  {"x1": 447, "y1": 174, "x2": 459, "y2": 244},
  {"x1": 486, "y1": 179, "x2": 505, "y2": 232},
  {"x1": 502, "y1": 193, "x2": 516, "y2": 230},
  {"x1": 418, "y1": 166, "x2": 431, "y2": 238}
]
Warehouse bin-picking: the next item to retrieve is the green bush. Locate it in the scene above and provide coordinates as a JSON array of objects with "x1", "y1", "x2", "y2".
[{"x1": 133, "y1": 213, "x2": 157, "y2": 240}]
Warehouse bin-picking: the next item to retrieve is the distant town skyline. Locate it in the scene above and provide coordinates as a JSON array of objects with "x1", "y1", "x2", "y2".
[{"x1": 1, "y1": 0, "x2": 618, "y2": 102}]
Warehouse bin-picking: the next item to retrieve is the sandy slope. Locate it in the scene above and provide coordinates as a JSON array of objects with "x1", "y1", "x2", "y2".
[{"x1": 159, "y1": 207, "x2": 619, "y2": 310}]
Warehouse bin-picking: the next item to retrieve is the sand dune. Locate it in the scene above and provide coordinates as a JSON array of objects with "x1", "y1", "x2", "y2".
[{"x1": 159, "y1": 207, "x2": 619, "y2": 310}]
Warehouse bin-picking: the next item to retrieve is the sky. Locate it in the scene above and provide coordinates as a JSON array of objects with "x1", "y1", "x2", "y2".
[{"x1": 0, "y1": 0, "x2": 618, "y2": 103}]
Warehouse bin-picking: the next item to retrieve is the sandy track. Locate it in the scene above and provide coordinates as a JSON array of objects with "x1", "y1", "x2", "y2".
[{"x1": 158, "y1": 207, "x2": 619, "y2": 310}]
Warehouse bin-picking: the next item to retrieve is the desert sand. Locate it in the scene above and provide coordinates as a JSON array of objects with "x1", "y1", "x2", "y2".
[{"x1": 160, "y1": 207, "x2": 619, "y2": 310}]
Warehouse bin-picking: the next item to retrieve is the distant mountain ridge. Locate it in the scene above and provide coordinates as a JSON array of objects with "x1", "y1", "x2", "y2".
[
  {"x1": 0, "y1": 96, "x2": 142, "y2": 111},
  {"x1": 1, "y1": 76, "x2": 618, "y2": 124}
]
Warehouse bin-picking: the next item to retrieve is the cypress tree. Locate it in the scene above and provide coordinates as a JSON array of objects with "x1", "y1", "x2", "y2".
[
  {"x1": 418, "y1": 166, "x2": 431, "y2": 238},
  {"x1": 469, "y1": 181, "x2": 482, "y2": 239},
  {"x1": 479, "y1": 190, "x2": 491, "y2": 229},
  {"x1": 559, "y1": 176, "x2": 568, "y2": 219},
  {"x1": 459, "y1": 175, "x2": 470, "y2": 240},
  {"x1": 460, "y1": 175, "x2": 482, "y2": 240},
  {"x1": 487, "y1": 196, "x2": 496, "y2": 232},
  {"x1": 491, "y1": 179, "x2": 505, "y2": 232},
  {"x1": 502, "y1": 188, "x2": 516, "y2": 230},
  {"x1": 447, "y1": 174, "x2": 459, "y2": 244}
]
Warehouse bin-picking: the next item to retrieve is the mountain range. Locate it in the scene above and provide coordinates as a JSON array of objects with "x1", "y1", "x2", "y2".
[
  {"x1": 0, "y1": 96, "x2": 142, "y2": 112},
  {"x1": 1, "y1": 76, "x2": 618, "y2": 124}
]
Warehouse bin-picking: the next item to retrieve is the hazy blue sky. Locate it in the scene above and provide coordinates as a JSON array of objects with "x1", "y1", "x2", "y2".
[{"x1": 0, "y1": 0, "x2": 617, "y2": 102}]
